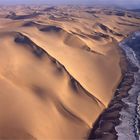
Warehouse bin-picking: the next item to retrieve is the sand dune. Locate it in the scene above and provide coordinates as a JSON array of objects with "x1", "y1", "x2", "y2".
[{"x1": 0, "y1": 5, "x2": 140, "y2": 139}]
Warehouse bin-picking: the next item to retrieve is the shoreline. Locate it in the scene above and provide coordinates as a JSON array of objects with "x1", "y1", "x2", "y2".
[
  {"x1": 88, "y1": 46, "x2": 137, "y2": 140},
  {"x1": 115, "y1": 32, "x2": 140, "y2": 139}
]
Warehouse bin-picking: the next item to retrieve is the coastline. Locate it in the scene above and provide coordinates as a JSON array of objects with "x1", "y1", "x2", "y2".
[
  {"x1": 88, "y1": 42, "x2": 136, "y2": 140},
  {"x1": 115, "y1": 31, "x2": 140, "y2": 140}
]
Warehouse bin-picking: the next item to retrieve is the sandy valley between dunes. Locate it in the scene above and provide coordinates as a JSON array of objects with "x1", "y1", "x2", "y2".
[{"x1": 0, "y1": 5, "x2": 140, "y2": 140}]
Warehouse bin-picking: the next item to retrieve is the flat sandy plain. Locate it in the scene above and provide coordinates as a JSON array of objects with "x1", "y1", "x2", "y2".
[{"x1": 0, "y1": 5, "x2": 140, "y2": 139}]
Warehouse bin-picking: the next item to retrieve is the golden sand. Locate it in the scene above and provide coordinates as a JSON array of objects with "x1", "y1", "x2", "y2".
[{"x1": 0, "y1": 5, "x2": 140, "y2": 139}]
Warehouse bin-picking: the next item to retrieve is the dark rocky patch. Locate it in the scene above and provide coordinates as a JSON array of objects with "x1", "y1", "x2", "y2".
[
  {"x1": 22, "y1": 21, "x2": 37, "y2": 27},
  {"x1": 115, "y1": 11, "x2": 125, "y2": 16},
  {"x1": 86, "y1": 10, "x2": 97, "y2": 14},
  {"x1": 89, "y1": 32, "x2": 110, "y2": 40},
  {"x1": 40, "y1": 25, "x2": 62, "y2": 32},
  {"x1": 43, "y1": 6, "x2": 56, "y2": 12},
  {"x1": 103, "y1": 10, "x2": 125, "y2": 17},
  {"x1": 69, "y1": 77, "x2": 79, "y2": 92},
  {"x1": 95, "y1": 23, "x2": 123, "y2": 37},
  {"x1": 85, "y1": 10, "x2": 99, "y2": 18},
  {"x1": 15, "y1": 33, "x2": 45, "y2": 58},
  {"x1": 96, "y1": 23, "x2": 108, "y2": 32},
  {"x1": 6, "y1": 12, "x2": 41, "y2": 20}
]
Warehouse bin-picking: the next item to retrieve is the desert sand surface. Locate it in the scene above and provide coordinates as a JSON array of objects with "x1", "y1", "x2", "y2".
[{"x1": 0, "y1": 5, "x2": 140, "y2": 140}]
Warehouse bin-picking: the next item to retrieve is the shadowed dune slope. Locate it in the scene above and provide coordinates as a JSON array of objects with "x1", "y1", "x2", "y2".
[{"x1": 0, "y1": 5, "x2": 140, "y2": 140}]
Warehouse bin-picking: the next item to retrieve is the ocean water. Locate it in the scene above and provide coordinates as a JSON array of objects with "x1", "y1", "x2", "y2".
[{"x1": 116, "y1": 32, "x2": 140, "y2": 140}]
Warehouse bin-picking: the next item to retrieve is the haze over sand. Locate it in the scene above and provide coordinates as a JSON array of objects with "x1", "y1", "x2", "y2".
[
  {"x1": 1, "y1": 0, "x2": 140, "y2": 9},
  {"x1": 0, "y1": 5, "x2": 140, "y2": 139}
]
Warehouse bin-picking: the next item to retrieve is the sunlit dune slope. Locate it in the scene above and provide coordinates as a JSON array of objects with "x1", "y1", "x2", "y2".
[{"x1": 0, "y1": 5, "x2": 140, "y2": 139}]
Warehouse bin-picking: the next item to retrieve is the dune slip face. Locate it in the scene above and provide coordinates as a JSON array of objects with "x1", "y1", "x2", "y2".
[{"x1": 0, "y1": 5, "x2": 140, "y2": 140}]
